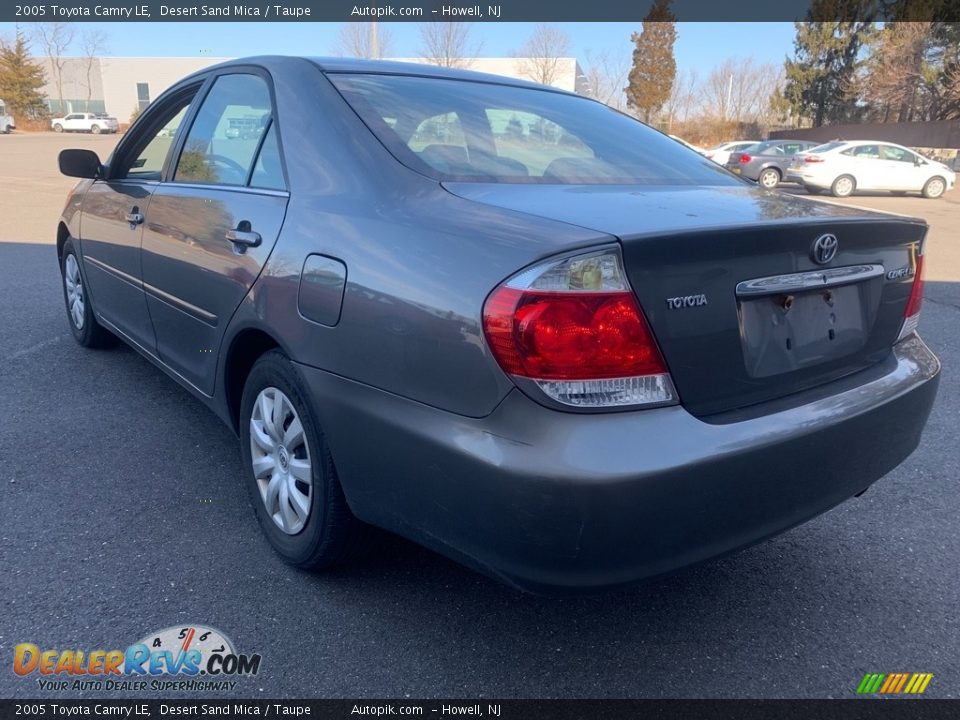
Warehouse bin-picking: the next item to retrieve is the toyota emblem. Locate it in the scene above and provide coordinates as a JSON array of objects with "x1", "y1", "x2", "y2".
[{"x1": 811, "y1": 234, "x2": 838, "y2": 265}]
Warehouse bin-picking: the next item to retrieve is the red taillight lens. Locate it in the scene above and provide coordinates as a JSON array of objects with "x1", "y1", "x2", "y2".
[
  {"x1": 897, "y1": 252, "x2": 925, "y2": 342},
  {"x1": 804, "y1": 156, "x2": 825, "y2": 163},
  {"x1": 905, "y1": 254, "x2": 924, "y2": 318},
  {"x1": 738, "y1": 154, "x2": 751, "y2": 163},
  {"x1": 482, "y1": 249, "x2": 677, "y2": 409},
  {"x1": 483, "y1": 289, "x2": 667, "y2": 380}
]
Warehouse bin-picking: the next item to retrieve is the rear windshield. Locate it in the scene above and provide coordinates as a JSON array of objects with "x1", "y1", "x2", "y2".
[{"x1": 329, "y1": 73, "x2": 738, "y2": 186}]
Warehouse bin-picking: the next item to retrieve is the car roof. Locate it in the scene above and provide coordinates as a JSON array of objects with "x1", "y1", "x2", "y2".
[{"x1": 181, "y1": 55, "x2": 576, "y2": 95}]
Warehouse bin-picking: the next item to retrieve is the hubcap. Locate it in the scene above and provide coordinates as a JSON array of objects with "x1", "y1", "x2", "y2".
[
  {"x1": 64, "y1": 254, "x2": 85, "y2": 330},
  {"x1": 249, "y1": 387, "x2": 312, "y2": 535},
  {"x1": 761, "y1": 171, "x2": 778, "y2": 188},
  {"x1": 836, "y1": 178, "x2": 853, "y2": 195},
  {"x1": 928, "y1": 179, "x2": 944, "y2": 197}
]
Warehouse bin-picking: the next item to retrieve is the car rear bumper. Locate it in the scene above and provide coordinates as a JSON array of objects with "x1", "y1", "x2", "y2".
[{"x1": 296, "y1": 335, "x2": 939, "y2": 593}]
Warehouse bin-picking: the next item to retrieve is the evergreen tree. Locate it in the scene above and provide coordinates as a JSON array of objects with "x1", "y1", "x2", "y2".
[
  {"x1": 0, "y1": 30, "x2": 48, "y2": 119},
  {"x1": 625, "y1": 0, "x2": 678, "y2": 123},
  {"x1": 783, "y1": 1, "x2": 877, "y2": 127}
]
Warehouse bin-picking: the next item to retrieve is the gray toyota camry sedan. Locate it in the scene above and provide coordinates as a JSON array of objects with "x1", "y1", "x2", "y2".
[{"x1": 56, "y1": 57, "x2": 940, "y2": 593}]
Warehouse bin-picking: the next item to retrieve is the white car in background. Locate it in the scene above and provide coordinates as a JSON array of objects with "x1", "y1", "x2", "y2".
[
  {"x1": 702, "y1": 140, "x2": 756, "y2": 165},
  {"x1": 0, "y1": 99, "x2": 14, "y2": 133},
  {"x1": 51, "y1": 112, "x2": 119, "y2": 134},
  {"x1": 788, "y1": 140, "x2": 956, "y2": 199}
]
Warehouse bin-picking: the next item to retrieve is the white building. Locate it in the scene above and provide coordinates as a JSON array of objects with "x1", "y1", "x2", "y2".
[{"x1": 36, "y1": 56, "x2": 587, "y2": 121}]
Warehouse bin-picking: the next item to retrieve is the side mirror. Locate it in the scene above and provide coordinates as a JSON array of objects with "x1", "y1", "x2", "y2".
[{"x1": 59, "y1": 149, "x2": 103, "y2": 179}]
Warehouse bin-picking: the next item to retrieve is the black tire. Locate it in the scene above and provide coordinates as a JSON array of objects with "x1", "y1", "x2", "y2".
[
  {"x1": 758, "y1": 167, "x2": 781, "y2": 189},
  {"x1": 831, "y1": 175, "x2": 856, "y2": 197},
  {"x1": 922, "y1": 176, "x2": 946, "y2": 199},
  {"x1": 240, "y1": 350, "x2": 370, "y2": 569},
  {"x1": 90, "y1": 124, "x2": 101, "y2": 134},
  {"x1": 804, "y1": 185, "x2": 824, "y2": 195},
  {"x1": 53, "y1": 123, "x2": 63, "y2": 133},
  {"x1": 60, "y1": 238, "x2": 116, "y2": 348}
]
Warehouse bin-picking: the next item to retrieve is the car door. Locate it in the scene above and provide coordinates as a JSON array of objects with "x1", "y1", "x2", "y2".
[
  {"x1": 841, "y1": 144, "x2": 882, "y2": 190},
  {"x1": 78, "y1": 86, "x2": 200, "y2": 353},
  {"x1": 140, "y1": 69, "x2": 288, "y2": 396},
  {"x1": 879, "y1": 145, "x2": 925, "y2": 190},
  {"x1": 62, "y1": 114, "x2": 80, "y2": 131}
]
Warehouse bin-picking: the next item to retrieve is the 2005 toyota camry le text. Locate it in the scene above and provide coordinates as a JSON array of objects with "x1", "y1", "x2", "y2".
[{"x1": 55, "y1": 57, "x2": 940, "y2": 593}]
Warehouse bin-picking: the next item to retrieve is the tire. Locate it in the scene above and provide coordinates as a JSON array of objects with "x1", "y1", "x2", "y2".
[
  {"x1": 240, "y1": 350, "x2": 370, "y2": 569},
  {"x1": 3, "y1": 125, "x2": 10, "y2": 134},
  {"x1": 922, "y1": 176, "x2": 946, "y2": 199},
  {"x1": 758, "y1": 168, "x2": 781, "y2": 189},
  {"x1": 90, "y1": 124, "x2": 101, "y2": 134},
  {"x1": 53, "y1": 123, "x2": 63, "y2": 133},
  {"x1": 831, "y1": 175, "x2": 856, "y2": 197},
  {"x1": 60, "y1": 239, "x2": 116, "y2": 348},
  {"x1": 804, "y1": 185, "x2": 824, "y2": 195}
]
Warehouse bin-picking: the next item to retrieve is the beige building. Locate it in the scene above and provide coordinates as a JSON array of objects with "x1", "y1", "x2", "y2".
[{"x1": 37, "y1": 56, "x2": 586, "y2": 121}]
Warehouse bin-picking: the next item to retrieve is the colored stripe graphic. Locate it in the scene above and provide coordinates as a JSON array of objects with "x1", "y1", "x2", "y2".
[{"x1": 857, "y1": 673, "x2": 933, "y2": 694}]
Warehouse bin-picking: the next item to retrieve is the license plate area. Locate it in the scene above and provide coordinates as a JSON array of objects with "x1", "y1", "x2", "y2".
[{"x1": 738, "y1": 281, "x2": 876, "y2": 378}]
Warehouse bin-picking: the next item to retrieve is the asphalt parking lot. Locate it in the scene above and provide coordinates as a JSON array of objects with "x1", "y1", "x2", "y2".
[{"x1": 1, "y1": 132, "x2": 958, "y2": 699}]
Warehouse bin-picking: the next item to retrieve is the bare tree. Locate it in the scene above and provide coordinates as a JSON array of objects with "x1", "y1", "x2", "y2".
[
  {"x1": 661, "y1": 68, "x2": 701, "y2": 127},
  {"x1": 702, "y1": 57, "x2": 782, "y2": 124},
  {"x1": 417, "y1": 23, "x2": 483, "y2": 68},
  {"x1": 80, "y1": 29, "x2": 107, "y2": 110},
  {"x1": 516, "y1": 24, "x2": 572, "y2": 86},
  {"x1": 33, "y1": 22, "x2": 75, "y2": 114},
  {"x1": 580, "y1": 49, "x2": 631, "y2": 112},
  {"x1": 334, "y1": 22, "x2": 394, "y2": 59}
]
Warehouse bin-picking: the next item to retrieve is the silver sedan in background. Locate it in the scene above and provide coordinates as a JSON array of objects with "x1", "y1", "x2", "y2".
[{"x1": 726, "y1": 139, "x2": 820, "y2": 188}]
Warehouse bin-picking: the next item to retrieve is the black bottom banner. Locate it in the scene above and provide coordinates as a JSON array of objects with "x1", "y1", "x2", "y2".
[{"x1": 2, "y1": 700, "x2": 960, "y2": 720}]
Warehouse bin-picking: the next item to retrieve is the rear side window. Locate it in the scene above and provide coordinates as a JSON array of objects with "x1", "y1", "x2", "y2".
[
  {"x1": 329, "y1": 73, "x2": 736, "y2": 186},
  {"x1": 248, "y1": 124, "x2": 286, "y2": 190},
  {"x1": 174, "y1": 73, "x2": 272, "y2": 186}
]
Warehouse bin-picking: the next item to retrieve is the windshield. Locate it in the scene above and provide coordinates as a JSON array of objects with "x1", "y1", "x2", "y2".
[
  {"x1": 329, "y1": 73, "x2": 738, "y2": 186},
  {"x1": 809, "y1": 142, "x2": 846, "y2": 153}
]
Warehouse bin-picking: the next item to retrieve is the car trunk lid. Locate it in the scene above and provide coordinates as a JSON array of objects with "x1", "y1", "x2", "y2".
[{"x1": 444, "y1": 184, "x2": 927, "y2": 416}]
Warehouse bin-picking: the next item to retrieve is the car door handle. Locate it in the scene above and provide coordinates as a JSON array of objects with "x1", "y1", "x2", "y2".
[
  {"x1": 126, "y1": 211, "x2": 144, "y2": 225},
  {"x1": 226, "y1": 228, "x2": 261, "y2": 248}
]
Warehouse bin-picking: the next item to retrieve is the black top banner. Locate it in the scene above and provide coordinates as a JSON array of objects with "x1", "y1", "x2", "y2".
[{"x1": 3, "y1": 0, "x2": 960, "y2": 23}]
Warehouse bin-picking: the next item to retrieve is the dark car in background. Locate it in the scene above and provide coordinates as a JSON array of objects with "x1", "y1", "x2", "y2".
[
  {"x1": 726, "y1": 139, "x2": 820, "y2": 188},
  {"x1": 55, "y1": 57, "x2": 939, "y2": 593}
]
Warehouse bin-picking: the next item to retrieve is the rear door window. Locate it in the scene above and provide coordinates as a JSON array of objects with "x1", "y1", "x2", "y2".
[{"x1": 173, "y1": 73, "x2": 273, "y2": 186}]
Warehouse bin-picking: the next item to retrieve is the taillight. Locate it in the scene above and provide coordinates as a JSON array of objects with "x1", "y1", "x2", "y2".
[
  {"x1": 804, "y1": 156, "x2": 825, "y2": 163},
  {"x1": 738, "y1": 154, "x2": 751, "y2": 163},
  {"x1": 482, "y1": 248, "x2": 677, "y2": 409},
  {"x1": 897, "y1": 251, "x2": 925, "y2": 342}
]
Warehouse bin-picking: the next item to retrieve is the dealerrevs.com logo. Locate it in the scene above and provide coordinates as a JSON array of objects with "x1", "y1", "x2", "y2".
[{"x1": 13, "y1": 625, "x2": 261, "y2": 692}]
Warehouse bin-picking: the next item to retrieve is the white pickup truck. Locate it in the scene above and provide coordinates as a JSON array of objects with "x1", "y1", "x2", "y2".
[
  {"x1": 0, "y1": 99, "x2": 14, "y2": 133},
  {"x1": 51, "y1": 112, "x2": 119, "y2": 134}
]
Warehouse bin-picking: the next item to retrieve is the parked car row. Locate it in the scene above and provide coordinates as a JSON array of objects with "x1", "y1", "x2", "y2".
[{"x1": 694, "y1": 135, "x2": 955, "y2": 199}]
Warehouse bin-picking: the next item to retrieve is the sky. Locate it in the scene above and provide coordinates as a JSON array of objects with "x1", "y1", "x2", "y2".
[{"x1": 0, "y1": 22, "x2": 798, "y2": 75}]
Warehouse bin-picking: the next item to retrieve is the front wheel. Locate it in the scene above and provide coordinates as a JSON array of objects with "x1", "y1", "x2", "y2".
[
  {"x1": 922, "y1": 176, "x2": 946, "y2": 199},
  {"x1": 60, "y1": 239, "x2": 116, "y2": 348},
  {"x1": 758, "y1": 168, "x2": 781, "y2": 189},
  {"x1": 53, "y1": 123, "x2": 63, "y2": 133},
  {"x1": 240, "y1": 350, "x2": 370, "y2": 569},
  {"x1": 90, "y1": 124, "x2": 101, "y2": 134},
  {"x1": 831, "y1": 175, "x2": 856, "y2": 197}
]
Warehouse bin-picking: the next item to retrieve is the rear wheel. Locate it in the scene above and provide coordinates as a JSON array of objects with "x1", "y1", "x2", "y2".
[
  {"x1": 831, "y1": 175, "x2": 856, "y2": 197},
  {"x1": 3, "y1": 125, "x2": 10, "y2": 134},
  {"x1": 240, "y1": 350, "x2": 370, "y2": 569},
  {"x1": 60, "y1": 239, "x2": 116, "y2": 348},
  {"x1": 922, "y1": 176, "x2": 946, "y2": 199},
  {"x1": 90, "y1": 124, "x2": 101, "y2": 134},
  {"x1": 758, "y1": 168, "x2": 781, "y2": 189},
  {"x1": 53, "y1": 123, "x2": 63, "y2": 133}
]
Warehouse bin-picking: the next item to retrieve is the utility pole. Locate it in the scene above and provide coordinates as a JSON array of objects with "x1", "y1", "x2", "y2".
[{"x1": 370, "y1": 21, "x2": 380, "y2": 59}]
